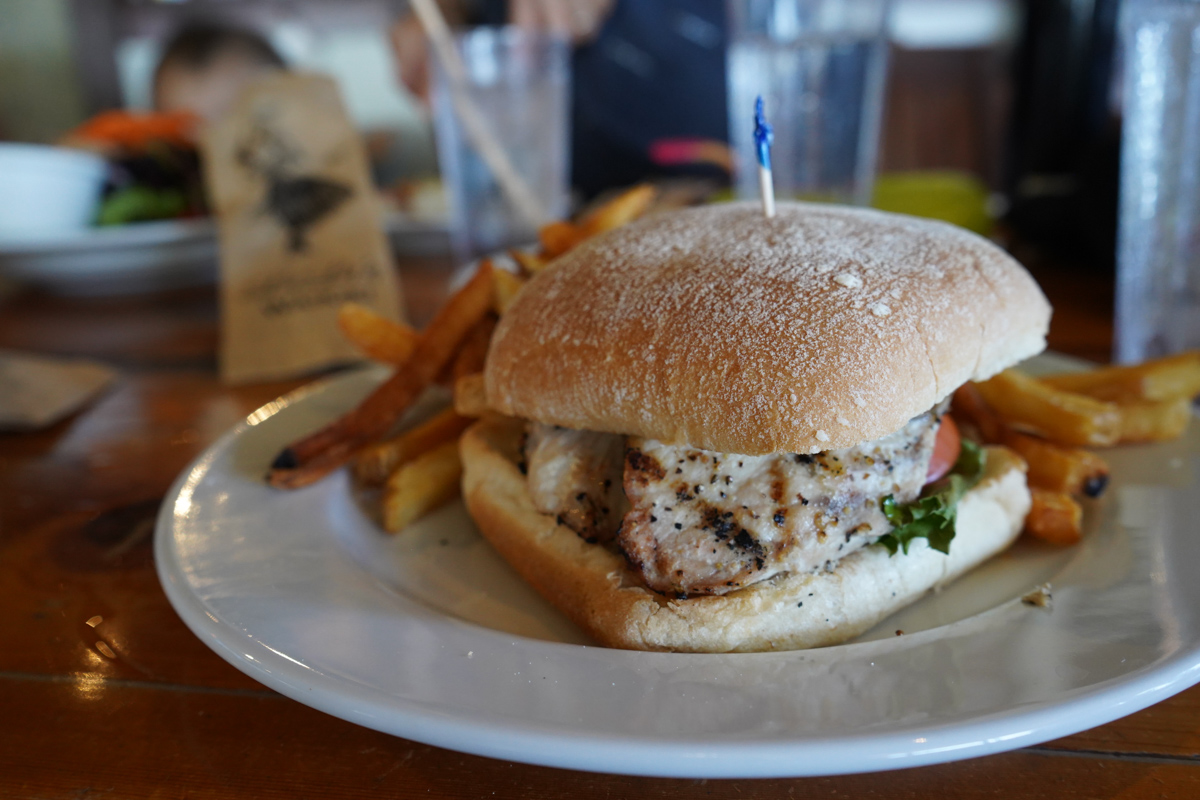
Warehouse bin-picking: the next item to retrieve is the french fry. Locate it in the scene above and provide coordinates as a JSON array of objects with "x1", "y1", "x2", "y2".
[
  {"x1": 953, "y1": 384, "x2": 1111, "y2": 497},
  {"x1": 353, "y1": 407, "x2": 473, "y2": 486},
  {"x1": 578, "y1": 184, "x2": 656, "y2": 237},
  {"x1": 336, "y1": 303, "x2": 419, "y2": 366},
  {"x1": 1024, "y1": 488, "x2": 1083, "y2": 546},
  {"x1": 382, "y1": 440, "x2": 463, "y2": 532},
  {"x1": 454, "y1": 373, "x2": 488, "y2": 417},
  {"x1": 267, "y1": 260, "x2": 495, "y2": 489},
  {"x1": 1002, "y1": 431, "x2": 1110, "y2": 497},
  {"x1": 951, "y1": 383, "x2": 1007, "y2": 443},
  {"x1": 1116, "y1": 397, "x2": 1193, "y2": 443},
  {"x1": 532, "y1": 185, "x2": 656, "y2": 263},
  {"x1": 974, "y1": 369, "x2": 1121, "y2": 447},
  {"x1": 509, "y1": 248, "x2": 548, "y2": 275},
  {"x1": 1040, "y1": 351, "x2": 1200, "y2": 402},
  {"x1": 450, "y1": 314, "x2": 497, "y2": 381},
  {"x1": 538, "y1": 220, "x2": 584, "y2": 259},
  {"x1": 429, "y1": 313, "x2": 495, "y2": 389},
  {"x1": 493, "y1": 267, "x2": 527, "y2": 313}
]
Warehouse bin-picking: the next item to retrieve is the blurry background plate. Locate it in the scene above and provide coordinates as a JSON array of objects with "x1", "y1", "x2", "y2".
[
  {"x1": 0, "y1": 212, "x2": 450, "y2": 296},
  {"x1": 0, "y1": 217, "x2": 217, "y2": 296}
]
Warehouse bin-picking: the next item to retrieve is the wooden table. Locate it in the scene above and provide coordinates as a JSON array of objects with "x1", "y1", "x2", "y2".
[{"x1": 3, "y1": 251, "x2": 1198, "y2": 800}]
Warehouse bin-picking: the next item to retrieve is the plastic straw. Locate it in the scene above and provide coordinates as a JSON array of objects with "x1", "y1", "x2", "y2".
[{"x1": 409, "y1": 0, "x2": 549, "y2": 228}]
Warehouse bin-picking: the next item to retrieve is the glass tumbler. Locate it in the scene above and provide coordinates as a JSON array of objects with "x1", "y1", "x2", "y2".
[
  {"x1": 726, "y1": 0, "x2": 892, "y2": 206},
  {"x1": 431, "y1": 27, "x2": 571, "y2": 265},
  {"x1": 1116, "y1": 0, "x2": 1200, "y2": 361}
]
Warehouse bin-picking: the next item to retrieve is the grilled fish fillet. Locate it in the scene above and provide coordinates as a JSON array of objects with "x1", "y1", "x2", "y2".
[{"x1": 523, "y1": 411, "x2": 941, "y2": 596}]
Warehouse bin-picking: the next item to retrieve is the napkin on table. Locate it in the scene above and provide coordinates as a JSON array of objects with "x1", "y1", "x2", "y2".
[{"x1": 0, "y1": 350, "x2": 116, "y2": 430}]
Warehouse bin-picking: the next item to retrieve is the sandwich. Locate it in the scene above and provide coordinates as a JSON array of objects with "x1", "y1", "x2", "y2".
[{"x1": 460, "y1": 201, "x2": 1051, "y2": 652}]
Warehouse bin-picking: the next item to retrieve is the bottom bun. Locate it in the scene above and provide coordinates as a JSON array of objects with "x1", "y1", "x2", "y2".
[{"x1": 460, "y1": 416, "x2": 1031, "y2": 653}]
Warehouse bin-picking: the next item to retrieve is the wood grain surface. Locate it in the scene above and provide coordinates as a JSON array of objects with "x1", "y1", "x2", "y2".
[{"x1": 4, "y1": 238, "x2": 1197, "y2": 800}]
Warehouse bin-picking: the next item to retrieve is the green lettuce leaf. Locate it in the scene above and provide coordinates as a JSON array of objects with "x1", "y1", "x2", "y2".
[
  {"x1": 97, "y1": 186, "x2": 187, "y2": 226},
  {"x1": 876, "y1": 439, "x2": 986, "y2": 556}
]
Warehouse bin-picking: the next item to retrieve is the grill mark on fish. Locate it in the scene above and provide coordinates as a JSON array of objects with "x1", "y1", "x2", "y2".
[
  {"x1": 617, "y1": 409, "x2": 942, "y2": 595},
  {"x1": 626, "y1": 448, "x2": 666, "y2": 484},
  {"x1": 525, "y1": 423, "x2": 627, "y2": 544}
]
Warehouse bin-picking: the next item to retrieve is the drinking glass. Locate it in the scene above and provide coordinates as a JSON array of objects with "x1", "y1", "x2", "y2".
[
  {"x1": 1115, "y1": 0, "x2": 1200, "y2": 361},
  {"x1": 430, "y1": 27, "x2": 571, "y2": 265},
  {"x1": 726, "y1": 0, "x2": 892, "y2": 206}
]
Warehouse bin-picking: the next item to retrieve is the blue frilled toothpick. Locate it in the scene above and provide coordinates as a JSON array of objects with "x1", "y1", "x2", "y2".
[{"x1": 754, "y1": 96, "x2": 776, "y2": 219}]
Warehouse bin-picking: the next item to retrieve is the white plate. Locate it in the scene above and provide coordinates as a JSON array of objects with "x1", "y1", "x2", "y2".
[
  {"x1": 0, "y1": 218, "x2": 218, "y2": 295},
  {"x1": 155, "y1": 354, "x2": 1200, "y2": 778},
  {"x1": 0, "y1": 214, "x2": 449, "y2": 296}
]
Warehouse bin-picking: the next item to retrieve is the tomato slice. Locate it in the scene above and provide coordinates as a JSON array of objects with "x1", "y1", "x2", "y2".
[{"x1": 926, "y1": 415, "x2": 961, "y2": 483}]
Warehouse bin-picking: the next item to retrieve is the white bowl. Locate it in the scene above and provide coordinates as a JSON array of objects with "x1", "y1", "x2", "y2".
[{"x1": 0, "y1": 143, "x2": 107, "y2": 238}]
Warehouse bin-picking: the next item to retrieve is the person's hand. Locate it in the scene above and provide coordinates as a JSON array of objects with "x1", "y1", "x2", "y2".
[
  {"x1": 391, "y1": 13, "x2": 432, "y2": 101},
  {"x1": 509, "y1": 0, "x2": 615, "y2": 44},
  {"x1": 391, "y1": 0, "x2": 616, "y2": 102}
]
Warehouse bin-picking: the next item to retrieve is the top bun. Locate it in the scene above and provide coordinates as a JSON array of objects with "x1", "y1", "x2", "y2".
[{"x1": 485, "y1": 201, "x2": 1050, "y2": 455}]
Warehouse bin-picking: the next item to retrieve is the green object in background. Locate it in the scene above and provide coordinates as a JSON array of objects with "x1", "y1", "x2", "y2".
[
  {"x1": 710, "y1": 171, "x2": 995, "y2": 236},
  {"x1": 871, "y1": 171, "x2": 994, "y2": 236},
  {"x1": 96, "y1": 186, "x2": 188, "y2": 226}
]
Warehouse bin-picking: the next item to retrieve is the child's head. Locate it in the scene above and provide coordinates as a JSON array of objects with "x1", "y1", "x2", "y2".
[{"x1": 153, "y1": 23, "x2": 285, "y2": 123}]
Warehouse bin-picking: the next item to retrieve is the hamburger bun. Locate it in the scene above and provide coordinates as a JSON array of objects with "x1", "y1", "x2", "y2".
[
  {"x1": 461, "y1": 415, "x2": 1031, "y2": 653},
  {"x1": 485, "y1": 202, "x2": 1050, "y2": 455},
  {"x1": 465, "y1": 201, "x2": 1048, "y2": 652}
]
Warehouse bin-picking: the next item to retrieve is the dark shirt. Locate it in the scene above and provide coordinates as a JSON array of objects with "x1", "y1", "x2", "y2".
[
  {"x1": 462, "y1": 0, "x2": 729, "y2": 198},
  {"x1": 571, "y1": 0, "x2": 728, "y2": 197}
]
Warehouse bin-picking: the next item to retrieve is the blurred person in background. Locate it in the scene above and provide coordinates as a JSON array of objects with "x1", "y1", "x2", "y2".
[
  {"x1": 391, "y1": 0, "x2": 729, "y2": 200},
  {"x1": 153, "y1": 22, "x2": 287, "y2": 125}
]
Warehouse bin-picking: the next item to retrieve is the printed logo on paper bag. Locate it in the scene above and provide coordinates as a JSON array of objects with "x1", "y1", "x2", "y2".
[{"x1": 235, "y1": 120, "x2": 353, "y2": 252}]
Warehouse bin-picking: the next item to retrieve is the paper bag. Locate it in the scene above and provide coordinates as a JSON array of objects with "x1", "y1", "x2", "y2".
[{"x1": 203, "y1": 72, "x2": 404, "y2": 384}]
